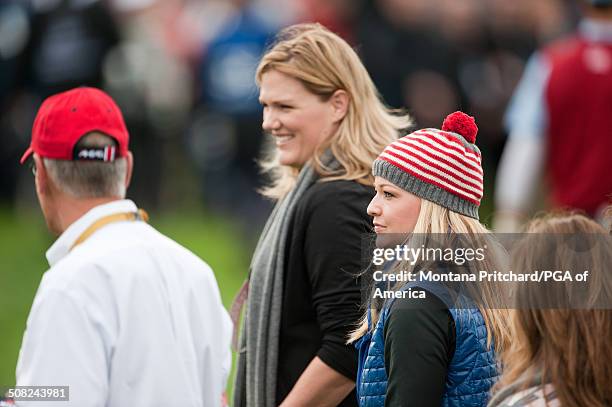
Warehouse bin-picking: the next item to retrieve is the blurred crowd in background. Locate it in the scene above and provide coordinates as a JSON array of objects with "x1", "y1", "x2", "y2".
[{"x1": 0, "y1": 0, "x2": 581, "y2": 233}]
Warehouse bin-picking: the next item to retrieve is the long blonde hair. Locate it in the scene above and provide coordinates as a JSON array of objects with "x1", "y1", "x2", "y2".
[
  {"x1": 256, "y1": 23, "x2": 412, "y2": 199},
  {"x1": 495, "y1": 213, "x2": 612, "y2": 407},
  {"x1": 350, "y1": 199, "x2": 512, "y2": 354}
]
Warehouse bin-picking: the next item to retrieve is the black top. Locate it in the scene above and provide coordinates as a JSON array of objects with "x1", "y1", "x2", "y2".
[
  {"x1": 383, "y1": 290, "x2": 456, "y2": 407},
  {"x1": 276, "y1": 179, "x2": 373, "y2": 406}
]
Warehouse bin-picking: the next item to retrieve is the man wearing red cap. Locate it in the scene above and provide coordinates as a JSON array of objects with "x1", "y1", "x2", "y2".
[{"x1": 16, "y1": 87, "x2": 232, "y2": 406}]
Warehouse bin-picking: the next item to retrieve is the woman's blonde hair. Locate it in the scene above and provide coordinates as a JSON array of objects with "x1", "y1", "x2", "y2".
[
  {"x1": 495, "y1": 213, "x2": 612, "y2": 407},
  {"x1": 350, "y1": 199, "x2": 512, "y2": 354},
  {"x1": 256, "y1": 23, "x2": 412, "y2": 199}
]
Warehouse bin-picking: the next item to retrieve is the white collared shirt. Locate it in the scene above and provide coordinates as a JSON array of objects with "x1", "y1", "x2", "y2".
[{"x1": 16, "y1": 200, "x2": 232, "y2": 407}]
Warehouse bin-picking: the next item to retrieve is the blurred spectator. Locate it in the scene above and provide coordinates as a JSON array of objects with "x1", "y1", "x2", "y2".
[
  {"x1": 355, "y1": 0, "x2": 456, "y2": 116},
  {"x1": 0, "y1": 1, "x2": 29, "y2": 105},
  {"x1": 103, "y1": 0, "x2": 195, "y2": 210},
  {"x1": 495, "y1": 0, "x2": 612, "y2": 231},
  {"x1": 22, "y1": 0, "x2": 120, "y2": 98},
  {"x1": 451, "y1": 0, "x2": 537, "y2": 182},
  {"x1": 1, "y1": 0, "x2": 120, "y2": 208},
  {"x1": 355, "y1": 0, "x2": 552, "y2": 200},
  {"x1": 295, "y1": 0, "x2": 359, "y2": 43},
  {"x1": 0, "y1": 0, "x2": 30, "y2": 205},
  {"x1": 187, "y1": 0, "x2": 276, "y2": 231}
]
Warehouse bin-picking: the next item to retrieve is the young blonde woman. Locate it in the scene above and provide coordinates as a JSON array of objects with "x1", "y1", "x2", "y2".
[
  {"x1": 233, "y1": 23, "x2": 412, "y2": 407},
  {"x1": 488, "y1": 214, "x2": 612, "y2": 407},
  {"x1": 353, "y1": 112, "x2": 510, "y2": 406}
]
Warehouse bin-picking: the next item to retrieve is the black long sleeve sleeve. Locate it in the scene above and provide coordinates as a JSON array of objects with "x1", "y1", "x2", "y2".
[
  {"x1": 303, "y1": 181, "x2": 371, "y2": 378},
  {"x1": 383, "y1": 290, "x2": 456, "y2": 407}
]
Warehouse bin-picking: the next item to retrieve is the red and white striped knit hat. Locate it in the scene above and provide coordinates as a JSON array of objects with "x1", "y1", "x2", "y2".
[{"x1": 373, "y1": 111, "x2": 483, "y2": 219}]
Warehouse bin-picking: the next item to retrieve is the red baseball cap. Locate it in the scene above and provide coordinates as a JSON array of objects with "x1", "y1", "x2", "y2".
[{"x1": 20, "y1": 87, "x2": 130, "y2": 164}]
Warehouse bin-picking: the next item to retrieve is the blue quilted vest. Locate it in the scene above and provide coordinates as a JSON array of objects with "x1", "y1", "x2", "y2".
[{"x1": 355, "y1": 280, "x2": 499, "y2": 407}]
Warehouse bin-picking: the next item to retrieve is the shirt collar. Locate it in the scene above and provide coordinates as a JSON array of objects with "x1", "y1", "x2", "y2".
[
  {"x1": 46, "y1": 199, "x2": 138, "y2": 267},
  {"x1": 579, "y1": 18, "x2": 612, "y2": 43}
]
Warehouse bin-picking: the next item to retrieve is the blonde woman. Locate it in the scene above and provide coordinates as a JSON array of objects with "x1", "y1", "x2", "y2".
[
  {"x1": 352, "y1": 112, "x2": 510, "y2": 406},
  {"x1": 488, "y1": 214, "x2": 612, "y2": 407},
  {"x1": 233, "y1": 23, "x2": 412, "y2": 407}
]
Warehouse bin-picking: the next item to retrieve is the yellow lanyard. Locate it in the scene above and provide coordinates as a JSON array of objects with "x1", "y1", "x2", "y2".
[{"x1": 69, "y1": 209, "x2": 149, "y2": 251}]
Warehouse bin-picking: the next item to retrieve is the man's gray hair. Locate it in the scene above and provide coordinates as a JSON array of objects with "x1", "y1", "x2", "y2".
[{"x1": 43, "y1": 132, "x2": 128, "y2": 198}]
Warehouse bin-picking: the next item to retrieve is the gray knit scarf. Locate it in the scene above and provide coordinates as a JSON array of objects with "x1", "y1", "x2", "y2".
[{"x1": 233, "y1": 162, "x2": 321, "y2": 407}]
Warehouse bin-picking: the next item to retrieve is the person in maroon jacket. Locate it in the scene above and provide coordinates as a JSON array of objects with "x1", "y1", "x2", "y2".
[{"x1": 494, "y1": 0, "x2": 612, "y2": 231}]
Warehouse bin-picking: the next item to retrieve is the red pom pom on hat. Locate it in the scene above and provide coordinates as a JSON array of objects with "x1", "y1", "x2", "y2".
[{"x1": 441, "y1": 111, "x2": 478, "y2": 144}]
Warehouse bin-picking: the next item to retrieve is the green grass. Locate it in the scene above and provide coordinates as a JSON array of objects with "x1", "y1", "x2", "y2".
[{"x1": 0, "y1": 206, "x2": 250, "y2": 388}]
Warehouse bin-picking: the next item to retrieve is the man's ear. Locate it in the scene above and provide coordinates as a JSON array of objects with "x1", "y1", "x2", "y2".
[
  {"x1": 33, "y1": 154, "x2": 50, "y2": 196},
  {"x1": 330, "y1": 89, "x2": 349, "y2": 123},
  {"x1": 125, "y1": 151, "x2": 134, "y2": 189}
]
